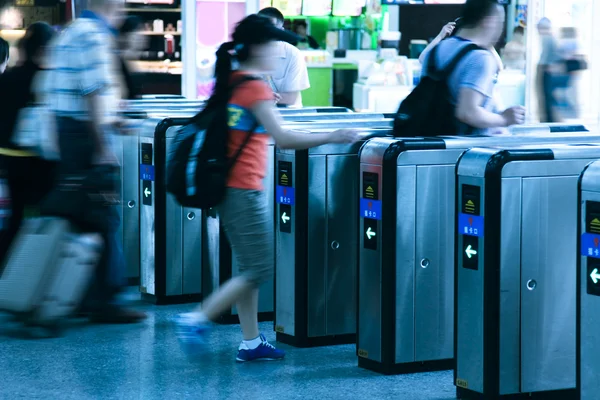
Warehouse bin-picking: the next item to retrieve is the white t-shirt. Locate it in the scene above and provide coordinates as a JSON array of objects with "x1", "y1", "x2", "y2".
[{"x1": 267, "y1": 42, "x2": 310, "y2": 107}]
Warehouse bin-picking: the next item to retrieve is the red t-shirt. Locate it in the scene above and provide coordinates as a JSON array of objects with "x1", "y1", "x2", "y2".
[{"x1": 226, "y1": 72, "x2": 273, "y2": 190}]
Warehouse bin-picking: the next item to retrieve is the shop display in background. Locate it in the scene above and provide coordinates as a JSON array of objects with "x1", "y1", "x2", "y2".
[
  {"x1": 515, "y1": 0, "x2": 527, "y2": 28},
  {"x1": 1, "y1": 5, "x2": 60, "y2": 69},
  {"x1": 358, "y1": 56, "x2": 417, "y2": 87},
  {"x1": 123, "y1": 3, "x2": 183, "y2": 94},
  {"x1": 302, "y1": 0, "x2": 332, "y2": 17},
  {"x1": 332, "y1": 0, "x2": 367, "y2": 17},
  {"x1": 272, "y1": 0, "x2": 302, "y2": 16}
]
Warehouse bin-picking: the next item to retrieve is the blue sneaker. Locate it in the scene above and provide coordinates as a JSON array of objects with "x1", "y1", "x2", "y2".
[
  {"x1": 236, "y1": 334, "x2": 285, "y2": 362},
  {"x1": 173, "y1": 313, "x2": 211, "y2": 353}
]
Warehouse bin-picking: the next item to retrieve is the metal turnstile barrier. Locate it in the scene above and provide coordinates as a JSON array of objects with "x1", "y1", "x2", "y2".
[
  {"x1": 138, "y1": 117, "x2": 203, "y2": 304},
  {"x1": 577, "y1": 161, "x2": 600, "y2": 400},
  {"x1": 112, "y1": 117, "x2": 147, "y2": 285},
  {"x1": 455, "y1": 143, "x2": 600, "y2": 399},
  {"x1": 130, "y1": 112, "x2": 391, "y2": 306},
  {"x1": 274, "y1": 126, "x2": 393, "y2": 347},
  {"x1": 356, "y1": 126, "x2": 597, "y2": 375}
]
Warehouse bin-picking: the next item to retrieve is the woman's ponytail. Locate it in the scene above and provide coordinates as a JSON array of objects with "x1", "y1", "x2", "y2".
[{"x1": 209, "y1": 41, "x2": 235, "y2": 105}]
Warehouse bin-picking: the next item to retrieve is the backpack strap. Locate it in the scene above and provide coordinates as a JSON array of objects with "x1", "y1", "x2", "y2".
[
  {"x1": 440, "y1": 43, "x2": 482, "y2": 78},
  {"x1": 228, "y1": 121, "x2": 258, "y2": 169},
  {"x1": 226, "y1": 75, "x2": 262, "y2": 169}
]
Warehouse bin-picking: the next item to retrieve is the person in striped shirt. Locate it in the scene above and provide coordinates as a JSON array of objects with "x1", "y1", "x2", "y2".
[{"x1": 42, "y1": 0, "x2": 146, "y2": 324}]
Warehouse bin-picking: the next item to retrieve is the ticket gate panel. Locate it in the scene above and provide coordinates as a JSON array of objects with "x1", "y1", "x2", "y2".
[
  {"x1": 394, "y1": 165, "x2": 417, "y2": 364},
  {"x1": 455, "y1": 146, "x2": 600, "y2": 398},
  {"x1": 139, "y1": 134, "x2": 156, "y2": 296},
  {"x1": 275, "y1": 128, "x2": 393, "y2": 347},
  {"x1": 164, "y1": 182, "x2": 184, "y2": 296},
  {"x1": 577, "y1": 162, "x2": 600, "y2": 400},
  {"x1": 275, "y1": 152, "x2": 299, "y2": 337},
  {"x1": 455, "y1": 174, "x2": 487, "y2": 395},
  {"x1": 306, "y1": 153, "x2": 360, "y2": 339},
  {"x1": 498, "y1": 177, "x2": 522, "y2": 395},
  {"x1": 112, "y1": 134, "x2": 125, "y2": 279},
  {"x1": 174, "y1": 137, "x2": 203, "y2": 296},
  {"x1": 357, "y1": 163, "x2": 384, "y2": 362},
  {"x1": 139, "y1": 119, "x2": 203, "y2": 304},
  {"x1": 414, "y1": 164, "x2": 455, "y2": 362},
  {"x1": 307, "y1": 155, "x2": 327, "y2": 337},
  {"x1": 122, "y1": 133, "x2": 140, "y2": 283},
  {"x1": 520, "y1": 176, "x2": 577, "y2": 393},
  {"x1": 325, "y1": 154, "x2": 359, "y2": 335}
]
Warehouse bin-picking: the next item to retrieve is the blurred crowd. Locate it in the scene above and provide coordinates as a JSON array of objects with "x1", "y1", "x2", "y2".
[
  {"x1": 536, "y1": 18, "x2": 587, "y2": 123},
  {"x1": 0, "y1": 0, "x2": 148, "y2": 324}
]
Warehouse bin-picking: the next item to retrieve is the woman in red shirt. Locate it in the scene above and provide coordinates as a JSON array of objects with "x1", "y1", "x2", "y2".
[{"x1": 175, "y1": 15, "x2": 358, "y2": 362}]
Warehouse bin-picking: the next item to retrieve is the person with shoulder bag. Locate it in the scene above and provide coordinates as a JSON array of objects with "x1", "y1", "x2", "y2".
[
  {"x1": 0, "y1": 22, "x2": 58, "y2": 266},
  {"x1": 396, "y1": 0, "x2": 525, "y2": 137}
]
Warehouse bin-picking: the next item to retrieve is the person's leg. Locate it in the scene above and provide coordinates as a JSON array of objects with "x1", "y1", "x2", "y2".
[
  {"x1": 176, "y1": 188, "x2": 281, "y2": 360},
  {"x1": 543, "y1": 71, "x2": 556, "y2": 122},
  {"x1": 193, "y1": 276, "x2": 254, "y2": 321},
  {"x1": 536, "y1": 64, "x2": 547, "y2": 122},
  {"x1": 88, "y1": 207, "x2": 145, "y2": 323},
  {"x1": 235, "y1": 287, "x2": 260, "y2": 340}
]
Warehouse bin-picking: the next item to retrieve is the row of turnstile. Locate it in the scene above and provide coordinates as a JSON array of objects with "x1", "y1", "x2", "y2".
[
  {"x1": 115, "y1": 99, "x2": 600, "y2": 398},
  {"x1": 272, "y1": 123, "x2": 600, "y2": 399},
  {"x1": 114, "y1": 103, "x2": 393, "y2": 324}
]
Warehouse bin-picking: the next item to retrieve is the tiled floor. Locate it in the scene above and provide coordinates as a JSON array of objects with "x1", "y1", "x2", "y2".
[{"x1": 0, "y1": 298, "x2": 457, "y2": 400}]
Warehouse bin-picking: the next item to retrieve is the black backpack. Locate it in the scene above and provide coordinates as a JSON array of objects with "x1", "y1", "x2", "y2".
[
  {"x1": 166, "y1": 75, "x2": 259, "y2": 209},
  {"x1": 393, "y1": 43, "x2": 480, "y2": 137}
]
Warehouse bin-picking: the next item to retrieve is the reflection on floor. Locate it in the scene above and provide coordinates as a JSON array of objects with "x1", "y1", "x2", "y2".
[{"x1": 0, "y1": 298, "x2": 456, "y2": 400}]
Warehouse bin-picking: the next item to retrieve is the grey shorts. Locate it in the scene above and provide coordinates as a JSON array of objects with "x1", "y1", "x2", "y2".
[{"x1": 216, "y1": 188, "x2": 274, "y2": 286}]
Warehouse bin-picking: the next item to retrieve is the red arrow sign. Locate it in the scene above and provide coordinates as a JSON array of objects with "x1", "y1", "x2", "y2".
[
  {"x1": 595, "y1": 237, "x2": 599, "y2": 248},
  {"x1": 469, "y1": 217, "x2": 473, "y2": 227},
  {"x1": 283, "y1": 188, "x2": 287, "y2": 196},
  {"x1": 368, "y1": 201, "x2": 372, "y2": 209}
]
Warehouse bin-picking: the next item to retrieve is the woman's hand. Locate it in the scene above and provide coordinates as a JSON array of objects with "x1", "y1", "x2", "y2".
[
  {"x1": 327, "y1": 129, "x2": 361, "y2": 144},
  {"x1": 437, "y1": 22, "x2": 456, "y2": 41}
]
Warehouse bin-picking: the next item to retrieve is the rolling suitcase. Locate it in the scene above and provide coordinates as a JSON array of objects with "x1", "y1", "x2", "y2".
[{"x1": 0, "y1": 217, "x2": 103, "y2": 336}]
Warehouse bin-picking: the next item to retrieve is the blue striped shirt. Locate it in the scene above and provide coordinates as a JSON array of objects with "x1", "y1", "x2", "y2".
[{"x1": 44, "y1": 17, "x2": 122, "y2": 123}]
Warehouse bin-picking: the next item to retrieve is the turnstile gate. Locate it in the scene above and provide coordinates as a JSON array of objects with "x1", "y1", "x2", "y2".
[
  {"x1": 577, "y1": 161, "x2": 600, "y2": 400},
  {"x1": 139, "y1": 118, "x2": 203, "y2": 304},
  {"x1": 357, "y1": 127, "x2": 596, "y2": 375},
  {"x1": 274, "y1": 127, "x2": 393, "y2": 347},
  {"x1": 455, "y1": 144, "x2": 600, "y2": 399}
]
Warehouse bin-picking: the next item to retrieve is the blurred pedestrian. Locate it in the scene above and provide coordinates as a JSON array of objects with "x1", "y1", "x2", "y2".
[
  {"x1": 293, "y1": 20, "x2": 319, "y2": 50},
  {"x1": 537, "y1": 17, "x2": 560, "y2": 122},
  {"x1": 502, "y1": 26, "x2": 526, "y2": 70},
  {"x1": 118, "y1": 15, "x2": 147, "y2": 99},
  {"x1": 556, "y1": 27, "x2": 585, "y2": 118},
  {"x1": 42, "y1": 0, "x2": 146, "y2": 324},
  {"x1": 0, "y1": 22, "x2": 58, "y2": 265},
  {"x1": 258, "y1": 7, "x2": 310, "y2": 107}
]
